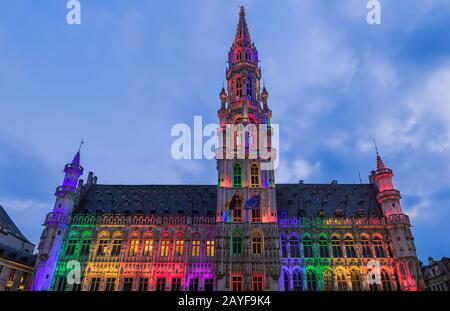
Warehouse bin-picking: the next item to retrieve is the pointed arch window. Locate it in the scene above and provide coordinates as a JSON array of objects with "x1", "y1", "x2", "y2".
[
  {"x1": 230, "y1": 194, "x2": 243, "y2": 222},
  {"x1": 361, "y1": 235, "x2": 372, "y2": 258},
  {"x1": 337, "y1": 271, "x2": 348, "y2": 291},
  {"x1": 323, "y1": 270, "x2": 333, "y2": 291},
  {"x1": 303, "y1": 235, "x2": 313, "y2": 258},
  {"x1": 289, "y1": 237, "x2": 300, "y2": 258},
  {"x1": 233, "y1": 164, "x2": 242, "y2": 188},
  {"x1": 344, "y1": 235, "x2": 357, "y2": 258},
  {"x1": 236, "y1": 77, "x2": 242, "y2": 97},
  {"x1": 373, "y1": 236, "x2": 386, "y2": 258},
  {"x1": 319, "y1": 235, "x2": 329, "y2": 257},
  {"x1": 247, "y1": 78, "x2": 253, "y2": 99},
  {"x1": 250, "y1": 163, "x2": 259, "y2": 188},
  {"x1": 283, "y1": 271, "x2": 289, "y2": 291},
  {"x1": 251, "y1": 230, "x2": 263, "y2": 255},
  {"x1": 129, "y1": 239, "x2": 139, "y2": 256},
  {"x1": 293, "y1": 270, "x2": 303, "y2": 291},
  {"x1": 306, "y1": 270, "x2": 317, "y2": 291},
  {"x1": 281, "y1": 236, "x2": 287, "y2": 258},
  {"x1": 381, "y1": 270, "x2": 392, "y2": 291},
  {"x1": 111, "y1": 238, "x2": 123, "y2": 256},
  {"x1": 332, "y1": 235, "x2": 343, "y2": 258},
  {"x1": 160, "y1": 239, "x2": 170, "y2": 257},
  {"x1": 351, "y1": 270, "x2": 362, "y2": 291}
]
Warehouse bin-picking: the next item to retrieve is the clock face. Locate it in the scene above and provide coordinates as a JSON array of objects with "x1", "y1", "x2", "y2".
[{"x1": 39, "y1": 254, "x2": 49, "y2": 261}]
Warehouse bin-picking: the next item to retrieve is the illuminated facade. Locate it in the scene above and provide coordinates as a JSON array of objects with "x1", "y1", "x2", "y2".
[{"x1": 32, "y1": 7, "x2": 424, "y2": 291}]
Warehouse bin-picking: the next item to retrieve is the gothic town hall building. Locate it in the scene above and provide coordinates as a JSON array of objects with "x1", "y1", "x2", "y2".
[{"x1": 32, "y1": 8, "x2": 424, "y2": 292}]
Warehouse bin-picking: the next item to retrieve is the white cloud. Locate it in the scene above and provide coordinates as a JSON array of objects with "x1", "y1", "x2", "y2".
[{"x1": 276, "y1": 158, "x2": 320, "y2": 183}]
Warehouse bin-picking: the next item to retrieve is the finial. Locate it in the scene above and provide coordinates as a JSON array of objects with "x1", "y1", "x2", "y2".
[
  {"x1": 78, "y1": 139, "x2": 84, "y2": 152},
  {"x1": 373, "y1": 138, "x2": 379, "y2": 156},
  {"x1": 358, "y1": 172, "x2": 362, "y2": 184},
  {"x1": 239, "y1": 5, "x2": 246, "y2": 17}
]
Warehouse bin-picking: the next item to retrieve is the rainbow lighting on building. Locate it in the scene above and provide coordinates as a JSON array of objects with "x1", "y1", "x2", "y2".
[{"x1": 32, "y1": 7, "x2": 424, "y2": 292}]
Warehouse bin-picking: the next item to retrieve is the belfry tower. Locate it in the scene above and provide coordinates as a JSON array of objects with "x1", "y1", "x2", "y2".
[
  {"x1": 215, "y1": 6, "x2": 279, "y2": 291},
  {"x1": 33, "y1": 148, "x2": 84, "y2": 291},
  {"x1": 372, "y1": 150, "x2": 424, "y2": 291}
]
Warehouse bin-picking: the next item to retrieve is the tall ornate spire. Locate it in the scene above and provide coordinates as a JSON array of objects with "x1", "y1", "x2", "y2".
[
  {"x1": 71, "y1": 139, "x2": 83, "y2": 166},
  {"x1": 234, "y1": 6, "x2": 252, "y2": 45},
  {"x1": 374, "y1": 139, "x2": 386, "y2": 170}
]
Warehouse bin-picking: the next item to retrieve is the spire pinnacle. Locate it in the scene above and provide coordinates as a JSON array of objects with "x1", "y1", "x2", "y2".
[
  {"x1": 373, "y1": 138, "x2": 385, "y2": 170},
  {"x1": 71, "y1": 140, "x2": 83, "y2": 166},
  {"x1": 234, "y1": 5, "x2": 252, "y2": 44}
]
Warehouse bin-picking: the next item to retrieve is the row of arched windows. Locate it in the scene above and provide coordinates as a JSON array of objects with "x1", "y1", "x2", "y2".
[
  {"x1": 281, "y1": 234, "x2": 387, "y2": 259},
  {"x1": 282, "y1": 268, "x2": 393, "y2": 291},
  {"x1": 234, "y1": 77, "x2": 254, "y2": 100}
]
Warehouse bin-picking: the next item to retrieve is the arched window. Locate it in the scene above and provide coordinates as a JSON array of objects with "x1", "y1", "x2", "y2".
[
  {"x1": 283, "y1": 271, "x2": 289, "y2": 291},
  {"x1": 111, "y1": 237, "x2": 123, "y2": 256},
  {"x1": 129, "y1": 239, "x2": 139, "y2": 256},
  {"x1": 236, "y1": 77, "x2": 242, "y2": 97},
  {"x1": 250, "y1": 163, "x2": 259, "y2": 188},
  {"x1": 206, "y1": 240, "x2": 215, "y2": 257},
  {"x1": 246, "y1": 78, "x2": 253, "y2": 99},
  {"x1": 381, "y1": 270, "x2": 392, "y2": 291},
  {"x1": 65, "y1": 239, "x2": 78, "y2": 256},
  {"x1": 281, "y1": 236, "x2": 287, "y2": 258},
  {"x1": 319, "y1": 235, "x2": 329, "y2": 258},
  {"x1": 233, "y1": 164, "x2": 242, "y2": 188},
  {"x1": 336, "y1": 271, "x2": 348, "y2": 291},
  {"x1": 351, "y1": 270, "x2": 361, "y2": 291},
  {"x1": 306, "y1": 270, "x2": 317, "y2": 291},
  {"x1": 344, "y1": 235, "x2": 356, "y2": 258},
  {"x1": 323, "y1": 270, "x2": 333, "y2": 291},
  {"x1": 293, "y1": 270, "x2": 303, "y2": 291},
  {"x1": 251, "y1": 196, "x2": 261, "y2": 222},
  {"x1": 361, "y1": 235, "x2": 372, "y2": 258},
  {"x1": 160, "y1": 239, "x2": 170, "y2": 257},
  {"x1": 96, "y1": 238, "x2": 108, "y2": 256},
  {"x1": 143, "y1": 239, "x2": 154, "y2": 256},
  {"x1": 230, "y1": 194, "x2": 243, "y2": 222},
  {"x1": 232, "y1": 231, "x2": 243, "y2": 255},
  {"x1": 303, "y1": 236, "x2": 313, "y2": 258},
  {"x1": 189, "y1": 240, "x2": 200, "y2": 258},
  {"x1": 175, "y1": 238, "x2": 184, "y2": 256},
  {"x1": 290, "y1": 237, "x2": 300, "y2": 258},
  {"x1": 252, "y1": 230, "x2": 263, "y2": 255},
  {"x1": 373, "y1": 236, "x2": 386, "y2": 258},
  {"x1": 332, "y1": 235, "x2": 342, "y2": 258}
]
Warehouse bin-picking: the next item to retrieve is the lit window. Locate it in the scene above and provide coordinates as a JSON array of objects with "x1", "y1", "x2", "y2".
[
  {"x1": 192, "y1": 240, "x2": 201, "y2": 257},
  {"x1": 252, "y1": 232, "x2": 263, "y2": 255},
  {"x1": 206, "y1": 240, "x2": 215, "y2": 257},
  {"x1": 175, "y1": 239, "x2": 184, "y2": 256},
  {"x1": 143, "y1": 239, "x2": 154, "y2": 256},
  {"x1": 250, "y1": 164, "x2": 259, "y2": 188},
  {"x1": 129, "y1": 239, "x2": 139, "y2": 256},
  {"x1": 160, "y1": 240, "x2": 170, "y2": 257}
]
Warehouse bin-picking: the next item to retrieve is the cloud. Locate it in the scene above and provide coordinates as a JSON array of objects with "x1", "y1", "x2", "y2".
[{"x1": 276, "y1": 158, "x2": 321, "y2": 183}]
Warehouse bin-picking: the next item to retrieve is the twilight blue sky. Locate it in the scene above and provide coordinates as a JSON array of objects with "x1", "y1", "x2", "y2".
[{"x1": 0, "y1": 0, "x2": 449, "y2": 262}]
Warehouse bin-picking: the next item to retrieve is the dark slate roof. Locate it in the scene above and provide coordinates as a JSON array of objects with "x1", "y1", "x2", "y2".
[
  {"x1": 75, "y1": 184, "x2": 217, "y2": 217},
  {"x1": 0, "y1": 205, "x2": 30, "y2": 242},
  {"x1": 0, "y1": 243, "x2": 36, "y2": 267},
  {"x1": 276, "y1": 183, "x2": 383, "y2": 218},
  {"x1": 76, "y1": 183, "x2": 382, "y2": 219}
]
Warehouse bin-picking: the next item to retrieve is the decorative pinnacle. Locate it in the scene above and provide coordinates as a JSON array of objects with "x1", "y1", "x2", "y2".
[
  {"x1": 373, "y1": 138, "x2": 379, "y2": 156},
  {"x1": 239, "y1": 5, "x2": 246, "y2": 17}
]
